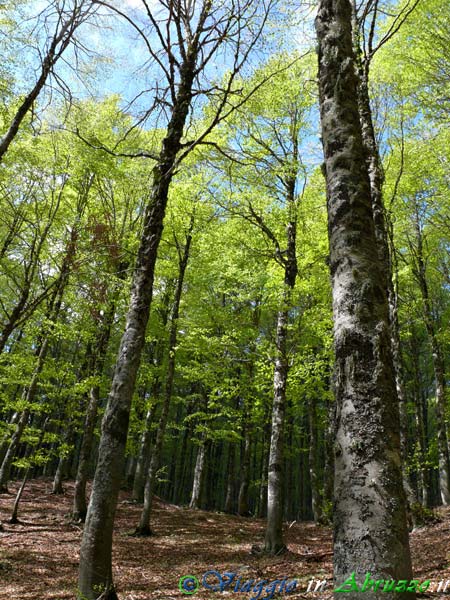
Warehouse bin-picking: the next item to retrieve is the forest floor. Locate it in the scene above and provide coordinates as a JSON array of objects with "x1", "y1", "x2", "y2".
[{"x1": 1, "y1": 479, "x2": 450, "y2": 600}]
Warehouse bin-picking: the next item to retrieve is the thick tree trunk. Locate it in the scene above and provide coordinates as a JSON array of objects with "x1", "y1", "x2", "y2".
[
  {"x1": 315, "y1": 0, "x2": 414, "y2": 595},
  {"x1": 77, "y1": 41, "x2": 200, "y2": 599},
  {"x1": 353, "y1": 10, "x2": 418, "y2": 517}
]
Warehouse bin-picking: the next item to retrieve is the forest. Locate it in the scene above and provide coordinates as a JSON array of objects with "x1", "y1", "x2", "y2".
[{"x1": 0, "y1": 0, "x2": 449, "y2": 599}]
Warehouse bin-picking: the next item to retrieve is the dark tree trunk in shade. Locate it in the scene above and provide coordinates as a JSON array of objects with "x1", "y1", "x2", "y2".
[
  {"x1": 132, "y1": 401, "x2": 157, "y2": 503},
  {"x1": 412, "y1": 210, "x2": 450, "y2": 506},
  {"x1": 132, "y1": 293, "x2": 171, "y2": 504},
  {"x1": 72, "y1": 295, "x2": 116, "y2": 522},
  {"x1": 308, "y1": 396, "x2": 323, "y2": 523},
  {"x1": 0, "y1": 215, "x2": 80, "y2": 493},
  {"x1": 315, "y1": 0, "x2": 414, "y2": 594},
  {"x1": 238, "y1": 423, "x2": 251, "y2": 516},
  {"x1": 173, "y1": 421, "x2": 190, "y2": 505},
  {"x1": 257, "y1": 420, "x2": 270, "y2": 518},
  {"x1": 224, "y1": 443, "x2": 235, "y2": 513}
]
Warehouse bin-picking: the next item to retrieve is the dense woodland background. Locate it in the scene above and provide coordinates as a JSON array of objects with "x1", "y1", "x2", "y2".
[{"x1": 0, "y1": 0, "x2": 449, "y2": 597}]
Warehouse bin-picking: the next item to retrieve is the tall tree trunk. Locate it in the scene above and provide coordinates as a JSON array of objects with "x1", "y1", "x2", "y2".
[
  {"x1": 136, "y1": 217, "x2": 194, "y2": 534},
  {"x1": 315, "y1": 0, "x2": 413, "y2": 593},
  {"x1": 412, "y1": 212, "x2": 450, "y2": 505},
  {"x1": 265, "y1": 177, "x2": 297, "y2": 554},
  {"x1": 77, "y1": 35, "x2": 202, "y2": 597},
  {"x1": 173, "y1": 419, "x2": 190, "y2": 505},
  {"x1": 352, "y1": 5, "x2": 418, "y2": 516}
]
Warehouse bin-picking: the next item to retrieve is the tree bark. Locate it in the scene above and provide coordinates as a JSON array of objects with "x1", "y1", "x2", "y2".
[
  {"x1": 315, "y1": 0, "x2": 414, "y2": 594},
  {"x1": 131, "y1": 400, "x2": 156, "y2": 503},
  {"x1": 72, "y1": 299, "x2": 116, "y2": 522},
  {"x1": 352, "y1": 4, "x2": 418, "y2": 517},
  {"x1": 77, "y1": 31, "x2": 202, "y2": 598},
  {"x1": 412, "y1": 211, "x2": 450, "y2": 505},
  {"x1": 265, "y1": 179, "x2": 297, "y2": 555},
  {"x1": 189, "y1": 439, "x2": 207, "y2": 510},
  {"x1": 224, "y1": 443, "x2": 235, "y2": 513},
  {"x1": 308, "y1": 395, "x2": 323, "y2": 523},
  {"x1": 238, "y1": 425, "x2": 251, "y2": 516},
  {"x1": 136, "y1": 217, "x2": 194, "y2": 534}
]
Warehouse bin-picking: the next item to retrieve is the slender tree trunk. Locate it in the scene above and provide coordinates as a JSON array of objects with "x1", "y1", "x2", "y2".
[
  {"x1": 77, "y1": 39, "x2": 201, "y2": 598},
  {"x1": 265, "y1": 197, "x2": 297, "y2": 553},
  {"x1": 189, "y1": 439, "x2": 207, "y2": 510},
  {"x1": 132, "y1": 292, "x2": 172, "y2": 504},
  {"x1": 0, "y1": 215, "x2": 79, "y2": 492},
  {"x1": 132, "y1": 400, "x2": 156, "y2": 503},
  {"x1": 52, "y1": 452, "x2": 68, "y2": 495},
  {"x1": 136, "y1": 217, "x2": 194, "y2": 535},
  {"x1": 173, "y1": 403, "x2": 193, "y2": 505},
  {"x1": 257, "y1": 420, "x2": 270, "y2": 518},
  {"x1": 238, "y1": 428, "x2": 251, "y2": 516},
  {"x1": 72, "y1": 299, "x2": 117, "y2": 522},
  {"x1": 0, "y1": 410, "x2": 20, "y2": 466},
  {"x1": 10, "y1": 468, "x2": 30, "y2": 524},
  {"x1": 0, "y1": 340, "x2": 48, "y2": 491},
  {"x1": 0, "y1": 3, "x2": 92, "y2": 161},
  {"x1": 323, "y1": 387, "x2": 334, "y2": 518},
  {"x1": 412, "y1": 213, "x2": 450, "y2": 505},
  {"x1": 224, "y1": 443, "x2": 235, "y2": 514},
  {"x1": 315, "y1": 0, "x2": 413, "y2": 594},
  {"x1": 308, "y1": 396, "x2": 323, "y2": 523},
  {"x1": 10, "y1": 417, "x2": 48, "y2": 523}
]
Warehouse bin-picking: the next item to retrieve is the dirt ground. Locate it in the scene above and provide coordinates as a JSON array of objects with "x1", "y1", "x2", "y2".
[{"x1": 1, "y1": 479, "x2": 450, "y2": 599}]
